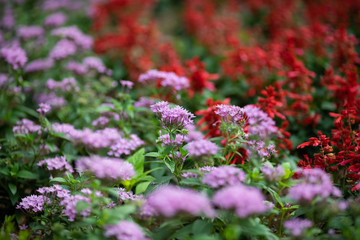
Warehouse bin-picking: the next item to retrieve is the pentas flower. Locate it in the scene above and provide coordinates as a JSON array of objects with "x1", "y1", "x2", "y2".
[
  {"x1": 116, "y1": 188, "x2": 143, "y2": 202},
  {"x1": 202, "y1": 166, "x2": 246, "y2": 188},
  {"x1": 35, "y1": 93, "x2": 66, "y2": 107},
  {"x1": 37, "y1": 103, "x2": 51, "y2": 116},
  {"x1": 37, "y1": 185, "x2": 70, "y2": 199},
  {"x1": 13, "y1": 119, "x2": 41, "y2": 135},
  {"x1": 75, "y1": 156, "x2": 135, "y2": 180},
  {"x1": 25, "y1": 58, "x2": 54, "y2": 72},
  {"x1": 157, "y1": 134, "x2": 184, "y2": 147},
  {"x1": 66, "y1": 61, "x2": 88, "y2": 75},
  {"x1": 51, "y1": 26, "x2": 93, "y2": 49},
  {"x1": 17, "y1": 195, "x2": 50, "y2": 213},
  {"x1": 184, "y1": 124, "x2": 203, "y2": 143},
  {"x1": 134, "y1": 97, "x2": 155, "y2": 108},
  {"x1": 49, "y1": 39, "x2": 77, "y2": 60},
  {"x1": 186, "y1": 139, "x2": 219, "y2": 157},
  {"x1": 83, "y1": 56, "x2": 111, "y2": 75},
  {"x1": 151, "y1": 101, "x2": 195, "y2": 130},
  {"x1": 38, "y1": 156, "x2": 73, "y2": 173},
  {"x1": 60, "y1": 194, "x2": 91, "y2": 221},
  {"x1": 284, "y1": 218, "x2": 312, "y2": 237},
  {"x1": 142, "y1": 185, "x2": 215, "y2": 218},
  {"x1": 288, "y1": 168, "x2": 341, "y2": 204},
  {"x1": 120, "y1": 80, "x2": 134, "y2": 92},
  {"x1": 213, "y1": 184, "x2": 268, "y2": 218},
  {"x1": 17, "y1": 26, "x2": 44, "y2": 40},
  {"x1": 108, "y1": 134, "x2": 145, "y2": 157},
  {"x1": 46, "y1": 77, "x2": 78, "y2": 92},
  {"x1": 243, "y1": 105, "x2": 277, "y2": 139},
  {"x1": 45, "y1": 12, "x2": 67, "y2": 27},
  {"x1": 214, "y1": 104, "x2": 247, "y2": 125},
  {"x1": 104, "y1": 220, "x2": 146, "y2": 240},
  {"x1": 139, "y1": 69, "x2": 189, "y2": 91},
  {"x1": 0, "y1": 45, "x2": 27, "y2": 70},
  {"x1": 261, "y1": 162, "x2": 284, "y2": 182}
]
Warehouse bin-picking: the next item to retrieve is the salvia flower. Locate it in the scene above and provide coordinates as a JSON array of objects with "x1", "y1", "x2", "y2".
[
  {"x1": 75, "y1": 156, "x2": 135, "y2": 180},
  {"x1": 261, "y1": 162, "x2": 284, "y2": 182},
  {"x1": 288, "y1": 168, "x2": 341, "y2": 204},
  {"x1": 151, "y1": 101, "x2": 195, "y2": 130},
  {"x1": 213, "y1": 184, "x2": 268, "y2": 218},
  {"x1": 37, "y1": 103, "x2": 51, "y2": 116},
  {"x1": 104, "y1": 220, "x2": 146, "y2": 240},
  {"x1": 45, "y1": 12, "x2": 67, "y2": 27},
  {"x1": 17, "y1": 195, "x2": 50, "y2": 212},
  {"x1": 142, "y1": 185, "x2": 215, "y2": 218},
  {"x1": 202, "y1": 166, "x2": 246, "y2": 188},
  {"x1": 284, "y1": 218, "x2": 312, "y2": 237},
  {"x1": 0, "y1": 45, "x2": 27, "y2": 70},
  {"x1": 38, "y1": 156, "x2": 73, "y2": 173},
  {"x1": 186, "y1": 139, "x2": 219, "y2": 157}
]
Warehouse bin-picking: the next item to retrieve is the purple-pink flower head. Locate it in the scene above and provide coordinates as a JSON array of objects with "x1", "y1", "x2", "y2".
[
  {"x1": 17, "y1": 195, "x2": 50, "y2": 213},
  {"x1": 1, "y1": 45, "x2": 27, "y2": 70},
  {"x1": 288, "y1": 168, "x2": 341, "y2": 204},
  {"x1": 261, "y1": 162, "x2": 284, "y2": 182},
  {"x1": 139, "y1": 69, "x2": 189, "y2": 91},
  {"x1": 120, "y1": 80, "x2": 134, "y2": 91},
  {"x1": 243, "y1": 105, "x2": 277, "y2": 139},
  {"x1": 13, "y1": 119, "x2": 41, "y2": 135},
  {"x1": 142, "y1": 185, "x2": 215, "y2": 218},
  {"x1": 157, "y1": 133, "x2": 184, "y2": 147},
  {"x1": 51, "y1": 26, "x2": 93, "y2": 49},
  {"x1": 49, "y1": 39, "x2": 76, "y2": 60},
  {"x1": 37, "y1": 103, "x2": 51, "y2": 116},
  {"x1": 202, "y1": 166, "x2": 246, "y2": 188},
  {"x1": 60, "y1": 194, "x2": 91, "y2": 221},
  {"x1": 25, "y1": 58, "x2": 54, "y2": 72},
  {"x1": 17, "y1": 26, "x2": 44, "y2": 40},
  {"x1": 75, "y1": 156, "x2": 135, "y2": 180},
  {"x1": 214, "y1": 104, "x2": 247, "y2": 125},
  {"x1": 45, "y1": 12, "x2": 67, "y2": 27},
  {"x1": 151, "y1": 101, "x2": 195, "y2": 130},
  {"x1": 284, "y1": 218, "x2": 312, "y2": 237},
  {"x1": 38, "y1": 156, "x2": 73, "y2": 173},
  {"x1": 213, "y1": 184, "x2": 268, "y2": 218},
  {"x1": 186, "y1": 139, "x2": 219, "y2": 157},
  {"x1": 104, "y1": 220, "x2": 146, "y2": 240},
  {"x1": 83, "y1": 56, "x2": 109, "y2": 74}
]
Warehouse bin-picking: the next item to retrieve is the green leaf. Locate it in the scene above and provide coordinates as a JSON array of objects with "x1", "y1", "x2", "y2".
[
  {"x1": 164, "y1": 158, "x2": 175, "y2": 173},
  {"x1": 50, "y1": 177, "x2": 68, "y2": 183},
  {"x1": 127, "y1": 148, "x2": 145, "y2": 176},
  {"x1": 0, "y1": 168, "x2": 10, "y2": 176},
  {"x1": 192, "y1": 220, "x2": 213, "y2": 236},
  {"x1": 17, "y1": 170, "x2": 37, "y2": 179},
  {"x1": 180, "y1": 177, "x2": 202, "y2": 186},
  {"x1": 144, "y1": 152, "x2": 162, "y2": 158},
  {"x1": 135, "y1": 181, "x2": 152, "y2": 194},
  {"x1": 8, "y1": 183, "x2": 17, "y2": 195}
]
